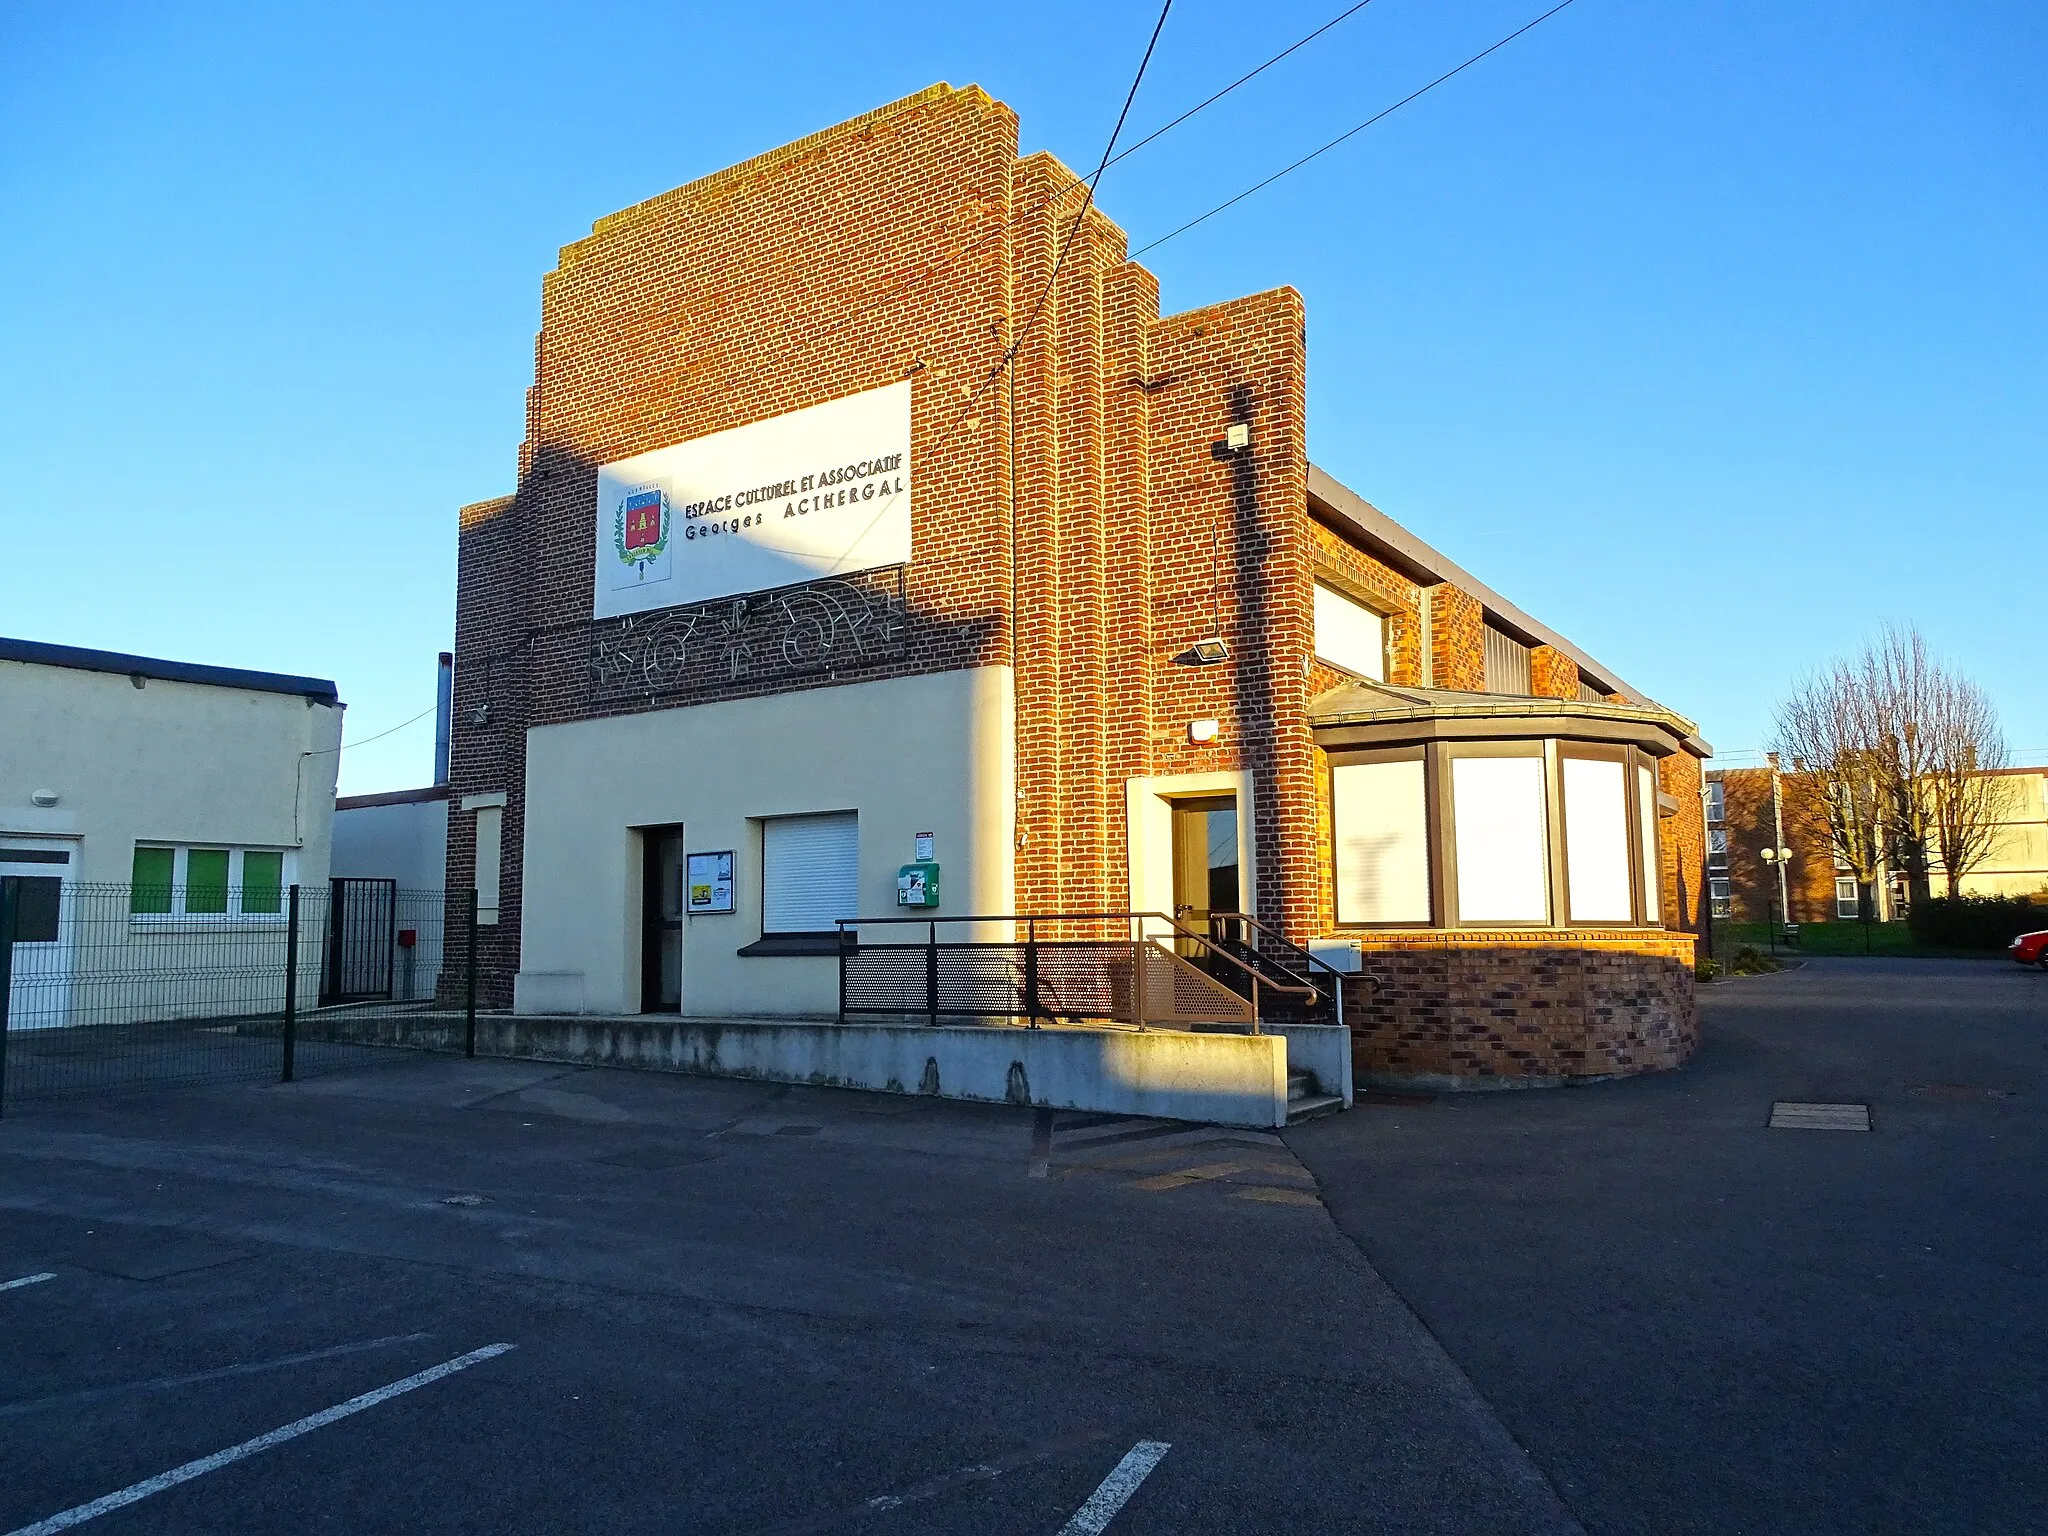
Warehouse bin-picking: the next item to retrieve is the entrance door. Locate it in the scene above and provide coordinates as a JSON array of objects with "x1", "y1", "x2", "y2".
[
  {"x1": 641, "y1": 827, "x2": 685, "y2": 1013},
  {"x1": 1171, "y1": 797, "x2": 1240, "y2": 954},
  {"x1": 0, "y1": 842, "x2": 76, "y2": 1030}
]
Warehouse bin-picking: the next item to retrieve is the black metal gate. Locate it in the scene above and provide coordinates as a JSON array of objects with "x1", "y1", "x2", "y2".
[{"x1": 323, "y1": 878, "x2": 397, "y2": 1003}]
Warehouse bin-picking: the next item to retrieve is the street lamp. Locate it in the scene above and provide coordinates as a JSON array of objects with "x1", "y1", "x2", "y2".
[{"x1": 1759, "y1": 846, "x2": 1793, "y2": 953}]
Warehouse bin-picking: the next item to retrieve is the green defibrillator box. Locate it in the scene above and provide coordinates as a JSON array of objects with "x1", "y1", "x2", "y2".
[{"x1": 896, "y1": 861, "x2": 940, "y2": 908}]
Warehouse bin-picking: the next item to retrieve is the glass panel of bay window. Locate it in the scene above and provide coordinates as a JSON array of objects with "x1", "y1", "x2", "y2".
[
  {"x1": 1562, "y1": 756, "x2": 1633, "y2": 923},
  {"x1": 1451, "y1": 755, "x2": 1549, "y2": 923},
  {"x1": 1332, "y1": 759, "x2": 1430, "y2": 924},
  {"x1": 1637, "y1": 763, "x2": 1662, "y2": 923},
  {"x1": 186, "y1": 848, "x2": 230, "y2": 914},
  {"x1": 1313, "y1": 584, "x2": 1386, "y2": 682}
]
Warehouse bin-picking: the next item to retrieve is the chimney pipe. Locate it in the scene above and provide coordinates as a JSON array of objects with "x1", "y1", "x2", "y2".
[{"x1": 434, "y1": 652, "x2": 453, "y2": 785}]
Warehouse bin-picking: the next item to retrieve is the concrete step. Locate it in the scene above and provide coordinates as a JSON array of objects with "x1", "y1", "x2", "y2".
[
  {"x1": 1286, "y1": 1092, "x2": 1346, "y2": 1124},
  {"x1": 1286, "y1": 1068, "x2": 1315, "y2": 1101}
]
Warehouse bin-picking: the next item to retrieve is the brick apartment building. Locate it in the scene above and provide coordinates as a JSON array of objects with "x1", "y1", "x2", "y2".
[
  {"x1": 444, "y1": 83, "x2": 1711, "y2": 1086},
  {"x1": 1709, "y1": 761, "x2": 2048, "y2": 925}
]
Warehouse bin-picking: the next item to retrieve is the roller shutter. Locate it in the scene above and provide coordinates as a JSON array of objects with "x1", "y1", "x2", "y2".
[{"x1": 762, "y1": 812, "x2": 858, "y2": 933}]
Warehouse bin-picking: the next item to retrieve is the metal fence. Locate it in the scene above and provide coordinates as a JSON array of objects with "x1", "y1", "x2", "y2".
[{"x1": 0, "y1": 879, "x2": 479, "y2": 1111}]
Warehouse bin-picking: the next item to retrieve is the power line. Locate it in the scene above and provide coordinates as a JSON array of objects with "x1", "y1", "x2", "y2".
[
  {"x1": 823, "y1": 0, "x2": 1176, "y2": 566},
  {"x1": 1132, "y1": 0, "x2": 1581, "y2": 257},
  {"x1": 791, "y1": 0, "x2": 1365, "y2": 370},
  {"x1": 942, "y1": 0, "x2": 1175, "y2": 441},
  {"x1": 304, "y1": 701, "x2": 437, "y2": 760},
  {"x1": 1105, "y1": 0, "x2": 1381, "y2": 170}
]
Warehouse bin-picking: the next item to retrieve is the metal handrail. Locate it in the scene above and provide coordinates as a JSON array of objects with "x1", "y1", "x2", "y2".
[
  {"x1": 833, "y1": 911, "x2": 1318, "y2": 1003},
  {"x1": 1206, "y1": 910, "x2": 1350, "y2": 1028}
]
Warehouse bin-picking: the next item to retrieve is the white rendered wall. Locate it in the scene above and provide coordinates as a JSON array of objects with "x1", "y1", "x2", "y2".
[
  {"x1": 331, "y1": 798, "x2": 449, "y2": 890},
  {"x1": 0, "y1": 658, "x2": 340, "y2": 887},
  {"x1": 0, "y1": 658, "x2": 341, "y2": 1026},
  {"x1": 517, "y1": 666, "x2": 1016, "y2": 1016}
]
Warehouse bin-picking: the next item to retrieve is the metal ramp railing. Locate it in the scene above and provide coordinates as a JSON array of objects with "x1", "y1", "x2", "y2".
[{"x1": 834, "y1": 912, "x2": 1326, "y2": 1032}]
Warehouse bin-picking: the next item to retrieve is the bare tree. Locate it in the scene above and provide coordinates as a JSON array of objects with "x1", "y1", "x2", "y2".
[
  {"x1": 1772, "y1": 658, "x2": 1887, "y2": 921},
  {"x1": 1924, "y1": 672, "x2": 2013, "y2": 898},
  {"x1": 1773, "y1": 624, "x2": 2013, "y2": 916},
  {"x1": 1864, "y1": 624, "x2": 1937, "y2": 909}
]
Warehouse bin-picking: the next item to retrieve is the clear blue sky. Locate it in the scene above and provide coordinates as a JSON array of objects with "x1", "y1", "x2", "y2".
[{"x1": 3, "y1": 0, "x2": 2041, "y2": 792}]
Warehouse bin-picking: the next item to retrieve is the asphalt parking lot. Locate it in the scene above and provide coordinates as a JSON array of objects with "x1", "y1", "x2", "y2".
[
  {"x1": 1, "y1": 956, "x2": 2040, "y2": 1534},
  {"x1": 0, "y1": 1055, "x2": 1570, "y2": 1536},
  {"x1": 1297, "y1": 956, "x2": 2048, "y2": 1536}
]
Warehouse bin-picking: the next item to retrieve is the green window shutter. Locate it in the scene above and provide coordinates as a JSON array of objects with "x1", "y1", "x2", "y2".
[
  {"x1": 241, "y1": 850, "x2": 283, "y2": 915},
  {"x1": 131, "y1": 847, "x2": 174, "y2": 914},
  {"x1": 186, "y1": 848, "x2": 230, "y2": 914}
]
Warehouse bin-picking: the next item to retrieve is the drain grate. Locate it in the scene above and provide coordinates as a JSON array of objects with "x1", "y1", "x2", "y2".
[{"x1": 1770, "y1": 1101, "x2": 1870, "y2": 1131}]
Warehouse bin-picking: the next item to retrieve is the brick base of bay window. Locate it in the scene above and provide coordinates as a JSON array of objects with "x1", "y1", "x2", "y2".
[{"x1": 1340, "y1": 930, "x2": 1698, "y2": 1088}]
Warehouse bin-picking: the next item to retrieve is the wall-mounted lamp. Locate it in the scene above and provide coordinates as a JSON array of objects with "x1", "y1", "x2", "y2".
[
  {"x1": 1188, "y1": 719, "x2": 1220, "y2": 745},
  {"x1": 1224, "y1": 423, "x2": 1250, "y2": 451},
  {"x1": 1189, "y1": 636, "x2": 1230, "y2": 664},
  {"x1": 30, "y1": 789, "x2": 59, "y2": 808}
]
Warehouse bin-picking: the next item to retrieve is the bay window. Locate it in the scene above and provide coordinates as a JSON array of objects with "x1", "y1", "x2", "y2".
[{"x1": 1328, "y1": 738, "x2": 1668, "y2": 929}]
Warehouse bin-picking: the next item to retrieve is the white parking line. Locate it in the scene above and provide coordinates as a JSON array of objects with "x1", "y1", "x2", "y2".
[
  {"x1": 0, "y1": 1273, "x2": 57, "y2": 1293},
  {"x1": 1056, "y1": 1441, "x2": 1170, "y2": 1535},
  {"x1": 3, "y1": 1343, "x2": 515, "y2": 1536}
]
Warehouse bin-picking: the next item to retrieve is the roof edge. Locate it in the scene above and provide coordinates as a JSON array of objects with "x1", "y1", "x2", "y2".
[
  {"x1": 1306, "y1": 465, "x2": 1712, "y2": 757},
  {"x1": 336, "y1": 784, "x2": 452, "y2": 810},
  {"x1": 0, "y1": 637, "x2": 340, "y2": 706}
]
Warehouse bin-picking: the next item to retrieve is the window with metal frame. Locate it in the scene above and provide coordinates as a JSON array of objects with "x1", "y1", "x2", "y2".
[
  {"x1": 1636, "y1": 763, "x2": 1662, "y2": 923},
  {"x1": 129, "y1": 845, "x2": 290, "y2": 919},
  {"x1": 1708, "y1": 828, "x2": 1728, "y2": 865},
  {"x1": 762, "y1": 812, "x2": 858, "y2": 933},
  {"x1": 1561, "y1": 755, "x2": 1633, "y2": 924},
  {"x1": 1313, "y1": 583, "x2": 1387, "y2": 682},
  {"x1": 1451, "y1": 753, "x2": 1550, "y2": 923},
  {"x1": 1835, "y1": 878, "x2": 1860, "y2": 919},
  {"x1": 1332, "y1": 756, "x2": 1431, "y2": 924}
]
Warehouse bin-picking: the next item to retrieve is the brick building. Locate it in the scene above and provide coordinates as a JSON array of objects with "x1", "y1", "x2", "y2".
[
  {"x1": 1709, "y1": 761, "x2": 2048, "y2": 925},
  {"x1": 445, "y1": 84, "x2": 1711, "y2": 1087}
]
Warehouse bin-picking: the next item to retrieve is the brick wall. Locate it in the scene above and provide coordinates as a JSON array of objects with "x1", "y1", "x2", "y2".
[
  {"x1": 1530, "y1": 644, "x2": 1579, "y2": 700},
  {"x1": 1426, "y1": 583, "x2": 1485, "y2": 690},
  {"x1": 1345, "y1": 930, "x2": 1698, "y2": 1084},
  {"x1": 1713, "y1": 767, "x2": 1839, "y2": 924}
]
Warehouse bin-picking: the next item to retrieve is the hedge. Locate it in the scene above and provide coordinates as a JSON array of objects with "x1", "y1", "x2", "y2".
[{"x1": 1906, "y1": 895, "x2": 2048, "y2": 951}]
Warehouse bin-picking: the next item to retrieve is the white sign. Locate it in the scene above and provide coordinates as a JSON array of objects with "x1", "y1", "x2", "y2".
[
  {"x1": 592, "y1": 381, "x2": 912, "y2": 619},
  {"x1": 913, "y1": 831, "x2": 935, "y2": 862}
]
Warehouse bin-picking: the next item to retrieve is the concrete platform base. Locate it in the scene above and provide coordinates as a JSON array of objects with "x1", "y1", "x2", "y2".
[{"x1": 301, "y1": 1010, "x2": 1352, "y2": 1128}]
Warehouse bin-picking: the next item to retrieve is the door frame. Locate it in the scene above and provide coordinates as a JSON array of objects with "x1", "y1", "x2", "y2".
[
  {"x1": 0, "y1": 836, "x2": 80, "y2": 1031},
  {"x1": 1124, "y1": 771, "x2": 1257, "y2": 940},
  {"x1": 638, "y1": 824, "x2": 686, "y2": 1014}
]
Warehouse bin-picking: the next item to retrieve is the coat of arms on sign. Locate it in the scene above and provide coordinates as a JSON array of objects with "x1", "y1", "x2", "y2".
[{"x1": 615, "y1": 486, "x2": 669, "y2": 573}]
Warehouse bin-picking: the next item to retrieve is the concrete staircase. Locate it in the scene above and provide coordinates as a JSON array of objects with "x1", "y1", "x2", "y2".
[{"x1": 1286, "y1": 1067, "x2": 1345, "y2": 1124}]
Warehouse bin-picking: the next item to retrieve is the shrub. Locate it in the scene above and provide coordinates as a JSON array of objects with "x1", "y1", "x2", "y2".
[
  {"x1": 1695, "y1": 958, "x2": 1721, "y2": 982},
  {"x1": 1730, "y1": 945, "x2": 1781, "y2": 976},
  {"x1": 1906, "y1": 895, "x2": 2048, "y2": 952}
]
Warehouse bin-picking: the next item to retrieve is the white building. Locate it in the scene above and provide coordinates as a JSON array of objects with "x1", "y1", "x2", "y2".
[{"x1": 0, "y1": 637, "x2": 343, "y2": 1029}]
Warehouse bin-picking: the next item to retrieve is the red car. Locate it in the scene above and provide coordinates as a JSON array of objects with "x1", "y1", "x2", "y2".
[{"x1": 2010, "y1": 930, "x2": 2048, "y2": 968}]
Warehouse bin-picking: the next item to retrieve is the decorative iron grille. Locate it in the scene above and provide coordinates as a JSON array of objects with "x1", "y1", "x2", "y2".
[{"x1": 586, "y1": 567, "x2": 908, "y2": 702}]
